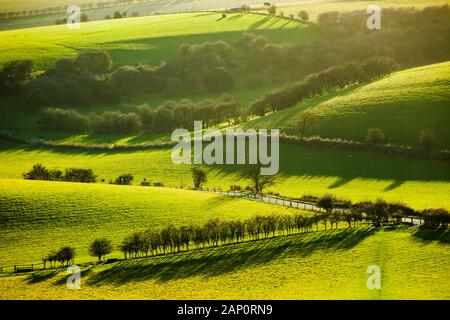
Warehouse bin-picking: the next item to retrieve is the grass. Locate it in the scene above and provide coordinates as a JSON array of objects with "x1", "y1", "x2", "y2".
[
  {"x1": 0, "y1": 12, "x2": 313, "y2": 72},
  {"x1": 0, "y1": 141, "x2": 449, "y2": 211},
  {"x1": 0, "y1": 178, "x2": 304, "y2": 265},
  {"x1": 0, "y1": 226, "x2": 448, "y2": 299},
  {"x1": 242, "y1": 61, "x2": 450, "y2": 149},
  {"x1": 273, "y1": 0, "x2": 450, "y2": 21}
]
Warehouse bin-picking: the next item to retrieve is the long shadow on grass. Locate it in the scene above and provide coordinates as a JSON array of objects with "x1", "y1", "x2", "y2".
[
  {"x1": 88, "y1": 227, "x2": 375, "y2": 286},
  {"x1": 412, "y1": 227, "x2": 450, "y2": 244}
]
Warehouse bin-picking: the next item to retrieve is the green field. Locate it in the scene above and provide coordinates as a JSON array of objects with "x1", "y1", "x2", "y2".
[
  {"x1": 0, "y1": 226, "x2": 448, "y2": 299},
  {"x1": 0, "y1": 178, "x2": 305, "y2": 265},
  {"x1": 243, "y1": 62, "x2": 450, "y2": 148},
  {"x1": 0, "y1": 12, "x2": 311, "y2": 72},
  {"x1": 1, "y1": 142, "x2": 449, "y2": 211}
]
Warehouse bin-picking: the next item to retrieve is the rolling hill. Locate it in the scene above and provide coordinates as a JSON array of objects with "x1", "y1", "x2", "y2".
[
  {"x1": 0, "y1": 178, "x2": 303, "y2": 265},
  {"x1": 0, "y1": 141, "x2": 449, "y2": 211},
  {"x1": 243, "y1": 61, "x2": 450, "y2": 149},
  {"x1": 0, "y1": 226, "x2": 448, "y2": 299}
]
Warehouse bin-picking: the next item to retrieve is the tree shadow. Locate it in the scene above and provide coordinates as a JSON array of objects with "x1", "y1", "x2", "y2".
[
  {"x1": 412, "y1": 227, "x2": 450, "y2": 244},
  {"x1": 328, "y1": 176, "x2": 353, "y2": 189},
  {"x1": 383, "y1": 180, "x2": 405, "y2": 191},
  {"x1": 87, "y1": 227, "x2": 375, "y2": 286},
  {"x1": 26, "y1": 270, "x2": 60, "y2": 284}
]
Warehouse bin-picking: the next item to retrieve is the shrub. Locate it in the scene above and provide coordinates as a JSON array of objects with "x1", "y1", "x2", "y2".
[
  {"x1": 366, "y1": 128, "x2": 385, "y2": 144},
  {"x1": 64, "y1": 168, "x2": 96, "y2": 183},
  {"x1": 114, "y1": 173, "x2": 134, "y2": 185},
  {"x1": 23, "y1": 163, "x2": 51, "y2": 180}
]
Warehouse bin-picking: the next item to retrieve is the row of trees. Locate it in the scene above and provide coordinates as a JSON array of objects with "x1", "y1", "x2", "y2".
[
  {"x1": 23, "y1": 163, "x2": 96, "y2": 183},
  {"x1": 118, "y1": 200, "x2": 449, "y2": 259},
  {"x1": 40, "y1": 197, "x2": 449, "y2": 266},
  {"x1": 318, "y1": 5, "x2": 450, "y2": 38},
  {"x1": 38, "y1": 94, "x2": 245, "y2": 134},
  {"x1": 249, "y1": 56, "x2": 399, "y2": 116}
]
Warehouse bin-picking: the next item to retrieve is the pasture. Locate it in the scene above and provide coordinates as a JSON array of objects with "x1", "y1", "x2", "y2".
[
  {"x1": 243, "y1": 62, "x2": 450, "y2": 148},
  {"x1": 0, "y1": 142, "x2": 449, "y2": 210},
  {"x1": 0, "y1": 226, "x2": 448, "y2": 299}
]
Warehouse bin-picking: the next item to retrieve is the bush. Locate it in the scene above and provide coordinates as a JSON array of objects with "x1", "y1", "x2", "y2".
[
  {"x1": 38, "y1": 108, "x2": 89, "y2": 132},
  {"x1": 23, "y1": 163, "x2": 51, "y2": 180},
  {"x1": 64, "y1": 168, "x2": 96, "y2": 183},
  {"x1": 366, "y1": 128, "x2": 385, "y2": 144},
  {"x1": 114, "y1": 173, "x2": 134, "y2": 185}
]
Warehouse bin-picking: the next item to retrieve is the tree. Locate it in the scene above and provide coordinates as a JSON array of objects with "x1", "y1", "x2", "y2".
[
  {"x1": 89, "y1": 238, "x2": 113, "y2": 262},
  {"x1": 76, "y1": 51, "x2": 112, "y2": 74},
  {"x1": 366, "y1": 128, "x2": 385, "y2": 144},
  {"x1": 23, "y1": 163, "x2": 50, "y2": 180},
  {"x1": 191, "y1": 167, "x2": 207, "y2": 189},
  {"x1": 297, "y1": 10, "x2": 309, "y2": 21},
  {"x1": 318, "y1": 194, "x2": 335, "y2": 213},
  {"x1": 56, "y1": 246, "x2": 76, "y2": 266},
  {"x1": 296, "y1": 110, "x2": 318, "y2": 137},
  {"x1": 240, "y1": 163, "x2": 277, "y2": 194},
  {"x1": 0, "y1": 59, "x2": 33, "y2": 94},
  {"x1": 267, "y1": 4, "x2": 276, "y2": 15},
  {"x1": 419, "y1": 129, "x2": 433, "y2": 151}
]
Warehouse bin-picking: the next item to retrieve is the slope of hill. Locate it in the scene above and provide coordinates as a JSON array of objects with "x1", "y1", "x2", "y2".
[
  {"x1": 1, "y1": 142, "x2": 449, "y2": 211},
  {"x1": 0, "y1": 178, "x2": 304, "y2": 265},
  {"x1": 0, "y1": 12, "x2": 312, "y2": 71},
  {"x1": 243, "y1": 61, "x2": 450, "y2": 149},
  {"x1": 0, "y1": 226, "x2": 449, "y2": 299}
]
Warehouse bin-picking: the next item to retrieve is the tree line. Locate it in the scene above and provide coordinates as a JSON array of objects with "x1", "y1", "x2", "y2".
[
  {"x1": 249, "y1": 56, "x2": 398, "y2": 116},
  {"x1": 37, "y1": 94, "x2": 244, "y2": 134}
]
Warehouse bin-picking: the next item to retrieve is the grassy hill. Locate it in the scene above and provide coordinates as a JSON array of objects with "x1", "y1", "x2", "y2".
[
  {"x1": 243, "y1": 61, "x2": 450, "y2": 149},
  {"x1": 0, "y1": 178, "x2": 304, "y2": 265},
  {"x1": 0, "y1": 226, "x2": 448, "y2": 299},
  {"x1": 1, "y1": 142, "x2": 449, "y2": 211},
  {"x1": 0, "y1": 12, "x2": 312, "y2": 72}
]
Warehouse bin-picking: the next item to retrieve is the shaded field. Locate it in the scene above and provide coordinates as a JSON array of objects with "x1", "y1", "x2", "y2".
[{"x1": 1, "y1": 226, "x2": 449, "y2": 299}]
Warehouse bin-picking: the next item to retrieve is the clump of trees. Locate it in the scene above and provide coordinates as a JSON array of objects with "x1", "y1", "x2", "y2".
[
  {"x1": 42, "y1": 246, "x2": 76, "y2": 268},
  {"x1": 38, "y1": 94, "x2": 244, "y2": 134},
  {"x1": 0, "y1": 60, "x2": 33, "y2": 95},
  {"x1": 89, "y1": 238, "x2": 113, "y2": 262},
  {"x1": 24, "y1": 50, "x2": 117, "y2": 108},
  {"x1": 23, "y1": 163, "x2": 96, "y2": 183}
]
